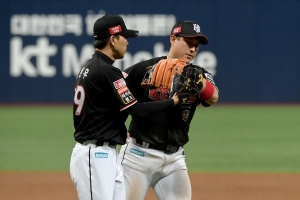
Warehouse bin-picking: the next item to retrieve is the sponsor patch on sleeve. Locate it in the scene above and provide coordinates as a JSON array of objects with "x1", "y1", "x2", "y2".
[
  {"x1": 118, "y1": 86, "x2": 136, "y2": 104},
  {"x1": 113, "y1": 78, "x2": 126, "y2": 89}
]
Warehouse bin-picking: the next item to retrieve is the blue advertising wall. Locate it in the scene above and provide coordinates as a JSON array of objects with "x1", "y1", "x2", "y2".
[{"x1": 0, "y1": 0, "x2": 299, "y2": 103}]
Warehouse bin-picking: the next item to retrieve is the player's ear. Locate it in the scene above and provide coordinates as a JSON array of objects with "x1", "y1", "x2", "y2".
[
  {"x1": 109, "y1": 35, "x2": 116, "y2": 46},
  {"x1": 170, "y1": 35, "x2": 177, "y2": 46}
]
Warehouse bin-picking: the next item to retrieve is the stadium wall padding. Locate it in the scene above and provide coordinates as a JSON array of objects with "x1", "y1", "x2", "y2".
[{"x1": 1, "y1": 0, "x2": 299, "y2": 103}]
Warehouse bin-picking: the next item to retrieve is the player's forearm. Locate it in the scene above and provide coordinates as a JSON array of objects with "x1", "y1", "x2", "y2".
[
  {"x1": 205, "y1": 87, "x2": 219, "y2": 105},
  {"x1": 200, "y1": 79, "x2": 219, "y2": 105}
]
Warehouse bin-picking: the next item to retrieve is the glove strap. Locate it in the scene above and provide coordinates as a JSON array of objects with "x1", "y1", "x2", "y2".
[{"x1": 200, "y1": 80, "x2": 214, "y2": 101}]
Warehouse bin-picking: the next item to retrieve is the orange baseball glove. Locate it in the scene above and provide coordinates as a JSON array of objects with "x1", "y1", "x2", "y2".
[{"x1": 141, "y1": 58, "x2": 187, "y2": 89}]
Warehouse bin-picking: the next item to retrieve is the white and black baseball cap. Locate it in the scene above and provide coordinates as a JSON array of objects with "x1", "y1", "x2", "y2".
[
  {"x1": 171, "y1": 21, "x2": 208, "y2": 45},
  {"x1": 93, "y1": 14, "x2": 139, "y2": 40}
]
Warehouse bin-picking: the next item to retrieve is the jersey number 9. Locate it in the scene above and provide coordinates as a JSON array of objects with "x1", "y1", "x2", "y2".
[{"x1": 74, "y1": 85, "x2": 85, "y2": 116}]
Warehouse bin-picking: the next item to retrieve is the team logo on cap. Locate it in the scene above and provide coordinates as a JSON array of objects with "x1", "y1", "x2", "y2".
[
  {"x1": 193, "y1": 23, "x2": 200, "y2": 33},
  {"x1": 172, "y1": 27, "x2": 182, "y2": 35},
  {"x1": 109, "y1": 25, "x2": 122, "y2": 34}
]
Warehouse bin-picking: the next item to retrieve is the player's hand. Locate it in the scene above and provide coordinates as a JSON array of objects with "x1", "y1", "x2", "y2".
[
  {"x1": 171, "y1": 93, "x2": 180, "y2": 105},
  {"x1": 126, "y1": 132, "x2": 130, "y2": 144}
]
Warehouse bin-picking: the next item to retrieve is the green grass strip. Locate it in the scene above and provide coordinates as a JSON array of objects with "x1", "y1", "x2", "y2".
[{"x1": 0, "y1": 105, "x2": 299, "y2": 172}]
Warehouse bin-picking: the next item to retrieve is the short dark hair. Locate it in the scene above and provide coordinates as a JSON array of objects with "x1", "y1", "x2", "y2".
[
  {"x1": 93, "y1": 35, "x2": 121, "y2": 49},
  {"x1": 93, "y1": 37, "x2": 110, "y2": 49}
]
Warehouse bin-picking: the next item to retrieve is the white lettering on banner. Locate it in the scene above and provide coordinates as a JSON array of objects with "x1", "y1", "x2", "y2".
[
  {"x1": 10, "y1": 37, "x2": 57, "y2": 77},
  {"x1": 152, "y1": 15, "x2": 174, "y2": 36},
  {"x1": 10, "y1": 37, "x2": 37, "y2": 77},
  {"x1": 62, "y1": 44, "x2": 94, "y2": 77},
  {"x1": 115, "y1": 43, "x2": 217, "y2": 76},
  {"x1": 127, "y1": 15, "x2": 151, "y2": 36},
  {"x1": 9, "y1": 37, "x2": 217, "y2": 77},
  {"x1": 10, "y1": 13, "x2": 174, "y2": 37},
  {"x1": 65, "y1": 15, "x2": 83, "y2": 36},
  {"x1": 28, "y1": 14, "x2": 65, "y2": 36},
  {"x1": 9, "y1": 12, "x2": 216, "y2": 78},
  {"x1": 11, "y1": 14, "x2": 82, "y2": 36},
  {"x1": 195, "y1": 51, "x2": 217, "y2": 76},
  {"x1": 121, "y1": 14, "x2": 175, "y2": 36},
  {"x1": 47, "y1": 15, "x2": 64, "y2": 36},
  {"x1": 85, "y1": 10, "x2": 106, "y2": 36},
  {"x1": 114, "y1": 42, "x2": 168, "y2": 69},
  {"x1": 84, "y1": 11, "x2": 175, "y2": 36}
]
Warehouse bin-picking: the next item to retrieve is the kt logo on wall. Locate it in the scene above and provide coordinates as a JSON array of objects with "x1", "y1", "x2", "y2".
[{"x1": 9, "y1": 12, "x2": 217, "y2": 78}]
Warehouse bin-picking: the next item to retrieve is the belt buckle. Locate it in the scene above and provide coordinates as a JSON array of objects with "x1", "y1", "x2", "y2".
[{"x1": 165, "y1": 145, "x2": 178, "y2": 154}]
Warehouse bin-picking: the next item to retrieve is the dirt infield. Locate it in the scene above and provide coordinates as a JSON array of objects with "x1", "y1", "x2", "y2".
[{"x1": 0, "y1": 172, "x2": 299, "y2": 200}]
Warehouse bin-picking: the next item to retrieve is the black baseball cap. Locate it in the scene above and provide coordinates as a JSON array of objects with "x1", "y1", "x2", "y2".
[
  {"x1": 93, "y1": 14, "x2": 139, "y2": 40},
  {"x1": 171, "y1": 21, "x2": 208, "y2": 45}
]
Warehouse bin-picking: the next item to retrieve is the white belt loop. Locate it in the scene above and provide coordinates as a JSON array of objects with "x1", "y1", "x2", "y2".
[
  {"x1": 103, "y1": 142, "x2": 109, "y2": 147},
  {"x1": 142, "y1": 141, "x2": 149, "y2": 148}
]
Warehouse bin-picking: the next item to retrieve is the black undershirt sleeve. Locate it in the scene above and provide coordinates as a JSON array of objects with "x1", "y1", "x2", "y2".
[
  {"x1": 129, "y1": 99, "x2": 174, "y2": 118},
  {"x1": 118, "y1": 99, "x2": 174, "y2": 124}
]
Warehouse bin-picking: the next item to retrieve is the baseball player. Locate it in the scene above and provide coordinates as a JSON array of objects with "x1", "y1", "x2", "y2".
[
  {"x1": 69, "y1": 14, "x2": 180, "y2": 200},
  {"x1": 118, "y1": 21, "x2": 219, "y2": 200}
]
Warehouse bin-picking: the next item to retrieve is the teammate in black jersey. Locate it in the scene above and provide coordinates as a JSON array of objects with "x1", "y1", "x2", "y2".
[
  {"x1": 70, "y1": 14, "x2": 179, "y2": 200},
  {"x1": 119, "y1": 20, "x2": 219, "y2": 200}
]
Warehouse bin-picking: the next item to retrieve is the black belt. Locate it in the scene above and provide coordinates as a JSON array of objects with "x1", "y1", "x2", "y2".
[
  {"x1": 134, "y1": 138, "x2": 181, "y2": 154},
  {"x1": 96, "y1": 141, "x2": 117, "y2": 147},
  {"x1": 82, "y1": 140, "x2": 117, "y2": 148}
]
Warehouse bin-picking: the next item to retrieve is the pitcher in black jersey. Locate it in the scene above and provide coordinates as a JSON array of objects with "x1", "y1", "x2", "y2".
[
  {"x1": 119, "y1": 21, "x2": 219, "y2": 200},
  {"x1": 69, "y1": 14, "x2": 179, "y2": 200}
]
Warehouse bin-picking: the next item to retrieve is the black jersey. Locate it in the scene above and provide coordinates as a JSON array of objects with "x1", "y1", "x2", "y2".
[
  {"x1": 73, "y1": 51, "x2": 137, "y2": 144},
  {"x1": 124, "y1": 56, "x2": 216, "y2": 146}
]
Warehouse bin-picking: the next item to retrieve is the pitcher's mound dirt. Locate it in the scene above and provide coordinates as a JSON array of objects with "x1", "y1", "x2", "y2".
[{"x1": 0, "y1": 172, "x2": 299, "y2": 200}]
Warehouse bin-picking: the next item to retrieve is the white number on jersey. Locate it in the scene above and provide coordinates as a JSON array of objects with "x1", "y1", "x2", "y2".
[{"x1": 74, "y1": 85, "x2": 85, "y2": 116}]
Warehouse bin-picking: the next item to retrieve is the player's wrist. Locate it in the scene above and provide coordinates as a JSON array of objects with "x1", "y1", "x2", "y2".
[{"x1": 171, "y1": 95, "x2": 179, "y2": 106}]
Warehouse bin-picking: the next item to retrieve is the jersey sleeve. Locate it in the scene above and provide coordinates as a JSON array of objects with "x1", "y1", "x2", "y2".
[
  {"x1": 123, "y1": 63, "x2": 148, "y2": 100},
  {"x1": 199, "y1": 68, "x2": 219, "y2": 107},
  {"x1": 103, "y1": 66, "x2": 137, "y2": 111},
  {"x1": 202, "y1": 68, "x2": 218, "y2": 91}
]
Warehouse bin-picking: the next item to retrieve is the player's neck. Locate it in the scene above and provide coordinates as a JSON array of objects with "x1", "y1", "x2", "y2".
[{"x1": 95, "y1": 48, "x2": 116, "y2": 62}]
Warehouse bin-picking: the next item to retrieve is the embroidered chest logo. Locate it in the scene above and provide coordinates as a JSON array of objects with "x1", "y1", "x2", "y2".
[
  {"x1": 149, "y1": 88, "x2": 170, "y2": 101},
  {"x1": 182, "y1": 110, "x2": 190, "y2": 121}
]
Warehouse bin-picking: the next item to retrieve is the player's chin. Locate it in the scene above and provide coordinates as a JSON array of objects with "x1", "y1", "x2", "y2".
[{"x1": 183, "y1": 56, "x2": 193, "y2": 64}]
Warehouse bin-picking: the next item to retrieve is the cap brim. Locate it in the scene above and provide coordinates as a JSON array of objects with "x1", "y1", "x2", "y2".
[
  {"x1": 179, "y1": 34, "x2": 209, "y2": 45},
  {"x1": 121, "y1": 29, "x2": 139, "y2": 38}
]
